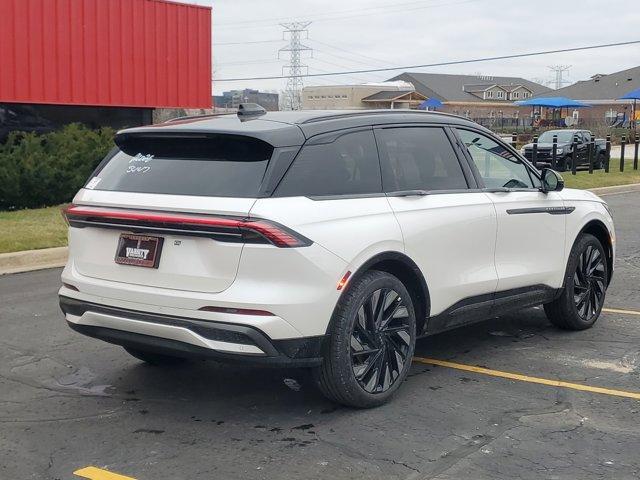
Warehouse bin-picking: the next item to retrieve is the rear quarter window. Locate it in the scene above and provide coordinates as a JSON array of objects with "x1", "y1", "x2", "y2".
[
  {"x1": 274, "y1": 129, "x2": 382, "y2": 197},
  {"x1": 89, "y1": 134, "x2": 273, "y2": 198}
]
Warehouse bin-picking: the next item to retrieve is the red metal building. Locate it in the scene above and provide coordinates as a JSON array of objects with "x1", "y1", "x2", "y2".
[{"x1": 0, "y1": 0, "x2": 212, "y2": 135}]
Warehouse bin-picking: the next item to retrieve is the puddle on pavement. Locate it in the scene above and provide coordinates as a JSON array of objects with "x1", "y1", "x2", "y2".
[{"x1": 53, "y1": 366, "x2": 114, "y2": 396}]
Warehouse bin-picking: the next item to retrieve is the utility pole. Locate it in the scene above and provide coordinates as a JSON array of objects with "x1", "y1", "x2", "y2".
[
  {"x1": 279, "y1": 22, "x2": 312, "y2": 110},
  {"x1": 548, "y1": 65, "x2": 571, "y2": 90}
]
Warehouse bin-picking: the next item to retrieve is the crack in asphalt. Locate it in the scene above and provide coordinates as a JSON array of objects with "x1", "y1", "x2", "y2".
[{"x1": 402, "y1": 402, "x2": 574, "y2": 480}]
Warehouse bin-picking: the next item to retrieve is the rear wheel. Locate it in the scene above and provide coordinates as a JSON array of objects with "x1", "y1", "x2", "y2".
[
  {"x1": 124, "y1": 347, "x2": 187, "y2": 366},
  {"x1": 544, "y1": 234, "x2": 608, "y2": 330},
  {"x1": 314, "y1": 270, "x2": 416, "y2": 408}
]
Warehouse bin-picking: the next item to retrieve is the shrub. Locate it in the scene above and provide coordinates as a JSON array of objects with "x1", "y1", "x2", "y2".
[{"x1": 0, "y1": 124, "x2": 114, "y2": 210}]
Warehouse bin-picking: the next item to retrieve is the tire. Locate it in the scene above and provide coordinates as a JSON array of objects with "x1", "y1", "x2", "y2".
[
  {"x1": 124, "y1": 346, "x2": 187, "y2": 366},
  {"x1": 314, "y1": 270, "x2": 417, "y2": 408},
  {"x1": 557, "y1": 157, "x2": 569, "y2": 172},
  {"x1": 544, "y1": 234, "x2": 608, "y2": 330}
]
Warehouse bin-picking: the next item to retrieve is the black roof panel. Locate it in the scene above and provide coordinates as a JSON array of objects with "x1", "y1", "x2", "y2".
[{"x1": 118, "y1": 109, "x2": 485, "y2": 145}]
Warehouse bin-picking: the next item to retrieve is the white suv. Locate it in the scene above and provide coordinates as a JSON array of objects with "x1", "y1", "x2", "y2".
[{"x1": 59, "y1": 108, "x2": 615, "y2": 408}]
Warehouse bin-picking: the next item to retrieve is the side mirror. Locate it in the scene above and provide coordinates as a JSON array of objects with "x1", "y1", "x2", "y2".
[{"x1": 541, "y1": 168, "x2": 564, "y2": 193}]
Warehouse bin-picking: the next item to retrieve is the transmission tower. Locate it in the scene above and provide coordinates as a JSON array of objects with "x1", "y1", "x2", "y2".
[
  {"x1": 548, "y1": 65, "x2": 571, "y2": 89},
  {"x1": 278, "y1": 22, "x2": 312, "y2": 110}
]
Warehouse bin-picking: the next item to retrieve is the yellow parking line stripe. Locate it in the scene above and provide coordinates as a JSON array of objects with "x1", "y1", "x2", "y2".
[
  {"x1": 603, "y1": 307, "x2": 640, "y2": 316},
  {"x1": 413, "y1": 357, "x2": 640, "y2": 400},
  {"x1": 74, "y1": 466, "x2": 136, "y2": 480}
]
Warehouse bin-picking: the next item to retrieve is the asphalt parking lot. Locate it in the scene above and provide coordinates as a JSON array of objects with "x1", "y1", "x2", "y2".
[{"x1": 1, "y1": 191, "x2": 640, "y2": 480}]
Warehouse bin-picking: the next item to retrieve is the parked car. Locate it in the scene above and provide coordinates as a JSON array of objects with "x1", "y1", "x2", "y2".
[
  {"x1": 520, "y1": 129, "x2": 608, "y2": 171},
  {"x1": 59, "y1": 108, "x2": 615, "y2": 408}
]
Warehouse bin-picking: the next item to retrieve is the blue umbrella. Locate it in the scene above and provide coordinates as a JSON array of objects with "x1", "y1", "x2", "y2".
[
  {"x1": 515, "y1": 97, "x2": 590, "y2": 108},
  {"x1": 619, "y1": 88, "x2": 640, "y2": 129},
  {"x1": 418, "y1": 98, "x2": 443, "y2": 110},
  {"x1": 619, "y1": 88, "x2": 640, "y2": 100},
  {"x1": 516, "y1": 97, "x2": 590, "y2": 128}
]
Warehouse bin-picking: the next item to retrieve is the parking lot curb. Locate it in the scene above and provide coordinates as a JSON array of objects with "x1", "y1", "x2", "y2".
[
  {"x1": 589, "y1": 183, "x2": 640, "y2": 196},
  {"x1": 0, "y1": 246, "x2": 68, "y2": 275}
]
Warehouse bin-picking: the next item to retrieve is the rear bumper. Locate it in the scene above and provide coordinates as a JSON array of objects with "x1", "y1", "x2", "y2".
[{"x1": 60, "y1": 296, "x2": 325, "y2": 367}]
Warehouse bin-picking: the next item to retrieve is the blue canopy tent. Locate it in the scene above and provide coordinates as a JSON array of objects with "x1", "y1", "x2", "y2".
[
  {"x1": 418, "y1": 98, "x2": 443, "y2": 111},
  {"x1": 515, "y1": 97, "x2": 590, "y2": 108},
  {"x1": 619, "y1": 88, "x2": 640, "y2": 129},
  {"x1": 515, "y1": 97, "x2": 590, "y2": 127}
]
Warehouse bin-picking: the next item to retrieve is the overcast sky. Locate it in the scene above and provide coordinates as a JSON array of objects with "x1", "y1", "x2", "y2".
[{"x1": 195, "y1": 0, "x2": 639, "y2": 95}]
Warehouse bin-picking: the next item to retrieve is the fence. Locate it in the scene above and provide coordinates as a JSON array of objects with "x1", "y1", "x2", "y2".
[{"x1": 512, "y1": 132, "x2": 640, "y2": 175}]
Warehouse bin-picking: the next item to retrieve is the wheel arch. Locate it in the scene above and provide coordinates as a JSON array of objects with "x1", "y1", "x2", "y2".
[
  {"x1": 331, "y1": 251, "x2": 431, "y2": 335},
  {"x1": 577, "y1": 219, "x2": 614, "y2": 284}
]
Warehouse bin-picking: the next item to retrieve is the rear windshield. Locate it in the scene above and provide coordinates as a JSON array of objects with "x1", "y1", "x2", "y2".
[{"x1": 88, "y1": 134, "x2": 273, "y2": 197}]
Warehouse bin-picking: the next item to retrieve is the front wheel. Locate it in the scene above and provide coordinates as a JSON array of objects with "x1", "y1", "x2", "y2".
[
  {"x1": 557, "y1": 156, "x2": 569, "y2": 172},
  {"x1": 544, "y1": 234, "x2": 608, "y2": 330},
  {"x1": 314, "y1": 270, "x2": 416, "y2": 408}
]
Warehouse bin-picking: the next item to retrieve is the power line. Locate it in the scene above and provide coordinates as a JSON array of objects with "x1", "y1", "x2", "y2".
[
  {"x1": 307, "y1": 67, "x2": 373, "y2": 85},
  {"x1": 215, "y1": 39, "x2": 283, "y2": 46},
  {"x1": 311, "y1": 58, "x2": 388, "y2": 83},
  {"x1": 308, "y1": 39, "x2": 396, "y2": 67},
  {"x1": 215, "y1": 0, "x2": 456, "y2": 28},
  {"x1": 312, "y1": 47, "x2": 390, "y2": 70},
  {"x1": 215, "y1": 40, "x2": 640, "y2": 82},
  {"x1": 216, "y1": 58, "x2": 283, "y2": 67}
]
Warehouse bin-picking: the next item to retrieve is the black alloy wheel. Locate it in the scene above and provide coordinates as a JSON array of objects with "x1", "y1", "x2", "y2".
[
  {"x1": 573, "y1": 244, "x2": 606, "y2": 322},
  {"x1": 544, "y1": 233, "x2": 608, "y2": 330},
  {"x1": 350, "y1": 288, "x2": 412, "y2": 393},
  {"x1": 314, "y1": 270, "x2": 416, "y2": 408}
]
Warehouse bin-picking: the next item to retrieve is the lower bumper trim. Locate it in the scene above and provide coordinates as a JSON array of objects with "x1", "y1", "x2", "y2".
[{"x1": 60, "y1": 296, "x2": 325, "y2": 367}]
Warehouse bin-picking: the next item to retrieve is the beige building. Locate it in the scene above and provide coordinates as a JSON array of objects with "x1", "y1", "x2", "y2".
[{"x1": 302, "y1": 81, "x2": 425, "y2": 110}]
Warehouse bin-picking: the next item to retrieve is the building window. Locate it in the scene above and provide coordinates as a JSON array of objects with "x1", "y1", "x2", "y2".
[
  {"x1": 512, "y1": 92, "x2": 519, "y2": 99},
  {"x1": 485, "y1": 91, "x2": 493, "y2": 99},
  {"x1": 496, "y1": 91, "x2": 504, "y2": 99}
]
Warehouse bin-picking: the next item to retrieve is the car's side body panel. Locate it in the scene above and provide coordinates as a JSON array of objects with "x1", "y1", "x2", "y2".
[
  {"x1": 487, "y1": 190, "x2": 567, "y2": 291},
  {"x1": 387, "y1": 192, "x2": 498, "y2": 316}
]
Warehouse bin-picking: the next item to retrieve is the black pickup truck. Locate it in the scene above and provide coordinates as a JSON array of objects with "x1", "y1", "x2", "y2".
[{"x1": 520, "y1": 129, "x2": 608, "y2": 171}]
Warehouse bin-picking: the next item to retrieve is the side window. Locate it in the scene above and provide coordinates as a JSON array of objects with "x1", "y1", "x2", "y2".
[
  {"x1": 376, "y1": 127, "x2": 468, "y2": 192},
  {"x1": 275, "y1": 130, "x2": 382, "y2": 197},
  {"x1": 456, "y1": 129, "x2": 540, "y2": 189}
]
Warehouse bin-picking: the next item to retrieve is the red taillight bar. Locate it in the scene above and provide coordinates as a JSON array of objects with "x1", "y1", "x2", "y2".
[{"x1": 62, "y1": 205, "x2": 311, "y2": 248}]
